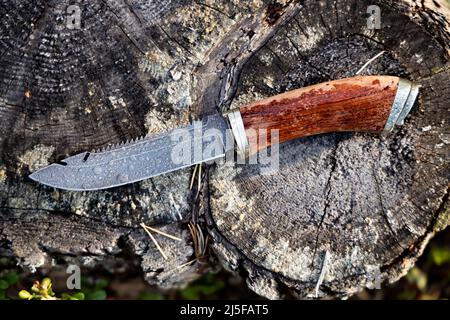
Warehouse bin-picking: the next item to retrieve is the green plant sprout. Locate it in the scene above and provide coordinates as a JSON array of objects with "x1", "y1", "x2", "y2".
[
  {"x1": 19, "y1": 278, "x2": 84, "y2": 300},
  {"x1": 0, "y1": 271, "x2": 18, "y2": 300}
]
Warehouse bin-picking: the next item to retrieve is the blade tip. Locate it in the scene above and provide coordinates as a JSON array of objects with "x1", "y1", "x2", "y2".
[{"x1": 28, "y1": 170, "x2": 42, "y2": 183}]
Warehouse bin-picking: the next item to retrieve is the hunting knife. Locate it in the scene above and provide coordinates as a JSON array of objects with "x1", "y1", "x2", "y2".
[{"x1": 29, "y1": 75, "x2": 420, "y2": 191}]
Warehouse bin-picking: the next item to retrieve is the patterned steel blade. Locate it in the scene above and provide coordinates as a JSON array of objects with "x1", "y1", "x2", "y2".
[{"x1": 29, "y1": 114, "x2": 232, "y2": 191}]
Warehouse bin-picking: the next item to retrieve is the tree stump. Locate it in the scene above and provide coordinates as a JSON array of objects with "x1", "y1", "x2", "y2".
[{"x1": 0, "y1": 0, "x2": 448, "y2": 299}]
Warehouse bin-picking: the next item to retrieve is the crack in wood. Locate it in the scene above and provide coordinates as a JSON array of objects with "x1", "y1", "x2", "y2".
[
  {"x1": 371, "y1": 164, "x2": 407, "y2": 250},
  {"x1": 311, "y1": 136, "x2": 342, "y2": 267}
]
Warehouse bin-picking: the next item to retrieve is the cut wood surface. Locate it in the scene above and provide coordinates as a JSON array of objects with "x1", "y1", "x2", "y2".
[{"x1": 0, "y1": 0, "x2": 448, "y2": 299}]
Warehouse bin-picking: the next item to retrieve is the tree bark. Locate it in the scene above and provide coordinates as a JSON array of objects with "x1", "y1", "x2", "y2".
[{"x1": 0, "y1": 0, "x2": 448, "y2": 299}]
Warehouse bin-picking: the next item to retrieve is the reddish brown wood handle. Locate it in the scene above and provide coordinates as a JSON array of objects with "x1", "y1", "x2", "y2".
[{"x1": 239, "y1": 76, "x2": 400, "y2": 150}]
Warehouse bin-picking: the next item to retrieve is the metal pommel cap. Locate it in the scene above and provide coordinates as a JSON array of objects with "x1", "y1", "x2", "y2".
[{"x1": 383, "y1": 78, "x2": 420, "y2": 133}]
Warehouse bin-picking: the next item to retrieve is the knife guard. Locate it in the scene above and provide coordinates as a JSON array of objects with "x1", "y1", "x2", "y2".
[{"x1": 226, "y1": 75, "x2": 419, "y2": 155}]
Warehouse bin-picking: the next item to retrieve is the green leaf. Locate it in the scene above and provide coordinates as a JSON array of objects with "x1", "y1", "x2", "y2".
[
  {"x1": 179, "y1": 273, "x2": 225, "y2": 299},
  {"x1": 18, "y1": 290, "x2": 32, "y2": 300},
  {"x1": 0, "y1": 290, "x2": 7, "y2": 300},
  {"x1": 196, "y1": 283, "x2": 224, "y2": 295},
  {"x1": 61, "y1": 292, "x2": 85, "y2": 300},
  {"x1": 429, "y1": 246, "x2": 450, "y2": 266},
  {"x1": 94, "y1": 278, "x2": 108, "y2": 289},
  {"x1": 180, "y1": 287, "x2": 200, "y2": 300},
  {"x1": 61, "y1": 293, "x2": 71, "y2": 300},
  {"x1": 407, "y1": 267, "x2": 427, "y2": 291},
  {"x1": 3, "y1": 271, "x2": 18, "y2": 286},
  {"x1": 86, "y1": 289, "x2": 107, "y2": 300},
  {"x1": 71, "y1": 292, "x2": 85, "y2": 300},
  {"x1": 0, "y1": 280, "x2": 9, "y2": 290},
  {"x1": 139, "y1": 292, "x2": 164, "y2": 300}
]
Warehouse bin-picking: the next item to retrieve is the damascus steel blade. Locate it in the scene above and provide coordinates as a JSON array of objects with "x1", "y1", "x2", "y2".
[{"x1": 29, "y1": 114, "x2": 232, "y2": 191}]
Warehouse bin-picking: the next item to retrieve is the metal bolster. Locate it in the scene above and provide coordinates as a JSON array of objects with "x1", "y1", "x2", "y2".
[
  {"x1": 225, "y1": 109, "x2": 249, "y2": 157},
  {"x1": 383, "y1": 78, "x2": 420, "y2": 133}
]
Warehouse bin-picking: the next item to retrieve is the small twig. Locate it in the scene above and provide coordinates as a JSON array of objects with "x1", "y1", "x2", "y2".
[
  {"x1": 140, "y1": 223, "x2": 168, "y2": 260},
  {"x1": 355, "y1": 51, "x2": 385, "y2": 75},
  {"x1": 202, "y1": 234, "x2": 209, "y2": 256},
  {"x1": 176, "y1": 259, "x2": 197, "y2": 269},
  {"x1": 315, "y1": 250, "x2": 331, "y2": 298},
  {"x1": 141, "y1": 223, "x2": 182, "y2": 241},
  {"x1": 195, "y1": 223, "x2": 205, "y2": 254},
  {"x1": 190, "y1": 164, "x2": 199, "y2": 190},
  {"x1": 168, "y1": 193, "x2": 183, "y2": 221},
  {"x1": 197, "y1": 164, "x2": 202, "y2": 193},
  {"x1": 188, "y1": 221, "x2": 209, "y2": 259},
  {"x1": 188, "y1": 222, "x2": 199, "y2": 256}
]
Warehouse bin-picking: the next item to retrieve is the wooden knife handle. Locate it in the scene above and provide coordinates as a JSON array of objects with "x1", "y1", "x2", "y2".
[{"x1": 226, "y1": 75, "x2": 419, "y2": 154}]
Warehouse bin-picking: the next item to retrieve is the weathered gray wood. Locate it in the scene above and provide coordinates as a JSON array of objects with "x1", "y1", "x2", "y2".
[
  {"x1": 0, "y1": 0, "x2": 448, "y2": 298},
  {"x1": 205, "y1": 0, "x2": 450, "y2": 299}
]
